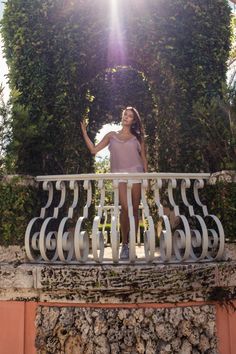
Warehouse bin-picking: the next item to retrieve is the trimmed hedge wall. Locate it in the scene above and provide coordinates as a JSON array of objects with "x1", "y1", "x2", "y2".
[
  {"x1": 205, "y1": 182, "x2": 236, "y2": 242},
  {"x1": 1, "y1": 0, "x2": 231, "y2": 175},
  {"x1": 0, "y1": 176, "x2": 40, "y2": 246}
]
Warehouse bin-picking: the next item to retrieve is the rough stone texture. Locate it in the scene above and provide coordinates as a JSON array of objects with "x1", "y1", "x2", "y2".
[
  {"x1": 208, "y1": 170, "x2": 236, "y2": 184},
  {"x1": 224, "y1": 243, "x2": 236, "y2": 261},
  {"x1": 0, "y1": 246, "x2": 27, "y2": 263},
  {"x1": 0, "y1": 262, "x2": 236, "y2": 303},
  {"x1": 0, "y1": 264, "x2": 35, "y2": 289},
  {"x1": 35, "y1": 305, "x2": 218, "y2": 354}
]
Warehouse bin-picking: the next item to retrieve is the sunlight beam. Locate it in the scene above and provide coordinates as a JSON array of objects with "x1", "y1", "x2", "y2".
[{"x1": 107, "y1": 0, "x2": 126, "y2": 65}]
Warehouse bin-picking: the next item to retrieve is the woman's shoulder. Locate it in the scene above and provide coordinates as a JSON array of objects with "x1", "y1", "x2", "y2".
[
  {"x1": 105, "y1": 131, "x2": 119, "y2": 140},
  {"x1": 107, "y1": 131, "x2": 118, "y2": 136}
]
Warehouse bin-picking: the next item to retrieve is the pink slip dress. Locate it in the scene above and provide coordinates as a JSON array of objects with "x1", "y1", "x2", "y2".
[{"x1": 108, "y1": 134, "x2": 144, "y2": 183}]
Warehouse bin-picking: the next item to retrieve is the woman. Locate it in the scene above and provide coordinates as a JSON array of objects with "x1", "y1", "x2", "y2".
[{"x1": 80, "y1": 107, "x2": 148, "y2": 259}]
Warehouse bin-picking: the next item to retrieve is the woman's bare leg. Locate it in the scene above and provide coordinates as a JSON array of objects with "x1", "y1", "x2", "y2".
[
  {"x1": 118, "y1": 182, "x2": 129, "y2": 244},
  {"x1": 119, "y1": 182, "x2": 141, "y2": 244},
  {"x1": 132, "y1": 183, "x2": 141, "y2": 238}
]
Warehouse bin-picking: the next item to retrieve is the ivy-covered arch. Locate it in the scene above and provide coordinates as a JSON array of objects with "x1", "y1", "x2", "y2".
[{"x1": 1, "y1": 0, "x2": 231, "y2": 174}]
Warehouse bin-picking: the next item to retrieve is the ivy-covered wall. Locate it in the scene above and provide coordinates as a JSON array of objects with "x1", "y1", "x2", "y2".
[
  {"x1": 1, "y1": 0, "x2": 231, "y2": 175},
  {"x1": 205, "y1": 182, "x2": 236, "y2": 242},
  {"x1": 0, "y1": 176, "x2": 40, "y2": 246}
]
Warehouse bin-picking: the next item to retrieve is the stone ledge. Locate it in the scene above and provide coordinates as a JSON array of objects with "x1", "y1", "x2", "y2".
[
  {"x1": 0, "y1": 262, "x2": 235, "y2": 304},
  {"x1": 0, "y1": 246, "x2": 27, "y2": 263},
  {"x1": 208, "y1": 170, "x2": 236, "y2": 184}
]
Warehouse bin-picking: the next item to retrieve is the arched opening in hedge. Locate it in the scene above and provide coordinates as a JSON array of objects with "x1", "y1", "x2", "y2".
[
  {"x1": 79, "y1": 65, "x2": 158, "y2": 173},
  {"x1": 1, "y1": 0, "x2": 231, "y2": 174}
]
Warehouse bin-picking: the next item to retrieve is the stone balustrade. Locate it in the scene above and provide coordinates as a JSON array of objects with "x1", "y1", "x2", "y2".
[{"x1": 25, "y1": 172, "x2": 225, "y2": 264}]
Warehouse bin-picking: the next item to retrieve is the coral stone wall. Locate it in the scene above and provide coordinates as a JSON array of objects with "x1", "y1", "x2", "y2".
[
  {"x1": 36, "y1": 305, "x2": 217, "y2": 354},
  {"x1": 0, "y1": 261, "x2": 236, "y2": 353}
]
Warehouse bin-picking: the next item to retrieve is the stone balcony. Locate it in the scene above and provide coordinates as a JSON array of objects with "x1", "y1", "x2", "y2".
[
  {"x1": 0, "y1": 171, "x2": 235, "y2": 354},
  {"x1": 24, "y1": 172, "x2": 226, "y2": 264}
]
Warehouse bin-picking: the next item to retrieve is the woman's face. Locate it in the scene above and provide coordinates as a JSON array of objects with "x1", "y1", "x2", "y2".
[{"x1": 122, "y1": 109, "x2": 135, "y2": 127}]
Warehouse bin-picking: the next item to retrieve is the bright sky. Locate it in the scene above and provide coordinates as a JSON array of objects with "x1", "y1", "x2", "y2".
[{"x1": 96, "y1": 123, "x2": 121, "y2": 159}]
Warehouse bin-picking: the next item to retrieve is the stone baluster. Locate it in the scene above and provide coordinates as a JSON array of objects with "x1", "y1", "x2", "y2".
[
  {"x1": 180, "y1": 178, "x2": 208, "y2": 261},
  {"x1": 39, "y1": 180, "x2": 66, "y2": 262},
  {"x1": 57, "y1": 180, "x2": 79, "y2": 262},
  {"x1": 141, "y1": 179, "x2": 155, "y2": 262},
  {"x1": 127, "y1": 180, "x2": 136, "y2": 262},
  {"x1": 102, "y1": 207, "x2": 109, "y2": 246},
  {"x1": 111, "y1": 179, "x2": 120, "y2": 262},
  {"x1": 74, "y1": 179, "x2": 91, "y2": 262},
  {"x1": 152, "y1": 178, "x2": 172, "y2": 262},
  {"x1": 91, "y1": 179, "x2": 105, "y2": 263},
  {"x1": 168, "y1": 178, "x2": 191, "y2": 262},
  {"x1": 25, "y1": 180, "x2": 54, "y2": 261},
  {"x1": 193, "y1": 179, "x2": 225, "y2": 260}
]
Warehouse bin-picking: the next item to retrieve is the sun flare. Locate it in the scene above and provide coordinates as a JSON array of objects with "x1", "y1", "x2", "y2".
[{"x1": 108, "y1": 0, "x2": 126, "y2": 64}]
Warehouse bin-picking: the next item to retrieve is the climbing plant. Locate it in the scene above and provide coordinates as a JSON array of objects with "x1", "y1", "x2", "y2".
[{"x1": 1, "y1": 0, "x2": 231, "y2": 175}]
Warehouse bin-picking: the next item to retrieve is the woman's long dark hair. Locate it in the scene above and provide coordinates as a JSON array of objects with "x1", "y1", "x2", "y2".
[{"x1": 123, "y1": 106, "x2": 144, "y2": 143}]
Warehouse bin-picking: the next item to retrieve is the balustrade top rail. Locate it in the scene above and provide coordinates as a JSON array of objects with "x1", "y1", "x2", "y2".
[
  {"x1": 25, "y1": 172, "x2": 224, "y2": 265},
  {"x1": 36, "y1": 172, "x2": 211, "y2": 182}
]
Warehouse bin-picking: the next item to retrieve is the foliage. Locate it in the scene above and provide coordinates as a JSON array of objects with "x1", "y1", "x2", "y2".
[
  {"x1": 204, "y1": 182, "x2": 236, "y2": 242},
  {"x1": 192, "y1": 87, "x2": 236, "y2": 171},
  {"x1": 0, "y1": 176, "x2": 40, "y2": 246},
  {"x1": 94, "y1": 156, "x2": 113, "y2": 210},
  {"x1": 153, "y1": 0, "x2": 231, "y2": 172},
  {"x1": 229, "y1": 12, "x2": 236, "y2": 68},
  {"x1": 95, "y1": 156, "x2": 110, "y2": 175},
  {"x1": 0, "y1": 0, "x2": 231, "y2": 175}
]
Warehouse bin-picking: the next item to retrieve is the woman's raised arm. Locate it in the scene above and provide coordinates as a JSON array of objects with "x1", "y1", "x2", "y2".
[{"x1": 80, "y1": 121, "x2": 111, "y2": 155}]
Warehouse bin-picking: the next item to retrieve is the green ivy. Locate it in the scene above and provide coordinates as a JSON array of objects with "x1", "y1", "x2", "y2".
[
  {"x1": 204, "y1": 182, "x2": 236, "y2": 242},
  {"x1": 0, "y1": 0, "x2": 231, "y2": 175},
  {"x1": 0, "y1": 176, "x2": 40, "y2": 246}
]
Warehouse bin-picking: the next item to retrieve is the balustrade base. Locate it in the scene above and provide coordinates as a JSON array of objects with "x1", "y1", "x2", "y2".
[{"x1": 0, "y1": 261, "x2": 235, "y2": 304}]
